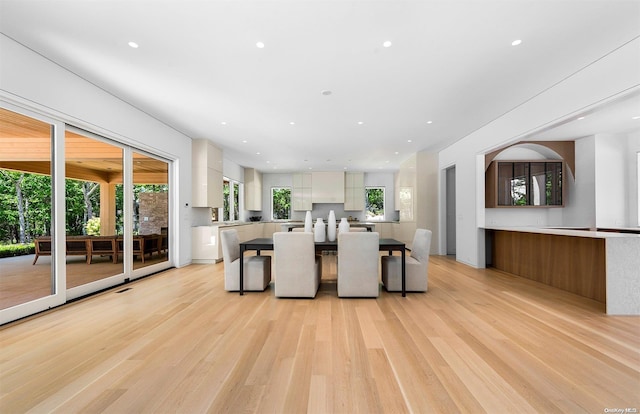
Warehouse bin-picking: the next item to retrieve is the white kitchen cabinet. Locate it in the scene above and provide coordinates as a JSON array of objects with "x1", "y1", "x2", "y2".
[
  {"x1": 192, "y1": 139, "x2": 223, "y2": 208},
  {"x1": 311, "y1": 171, "x2": 345, "y2": 203},
  {"x1": 344, "y1": 172, "x2": 364, "y2": 210},
  {"x1": 394, "y1": 171, "x2": 400, "y2": 210},
  {"x1": 393, "y1": 222, "x2": 416, "y2": 250},
  {"x1": 293, "y1": 172, "x2": 312, "y2": 211},
  {"x1": 193, "y1": 223, "x2": 268, "y2": 264},
  {"x1": 244, "y1": 168, "x2": 263, "y2": 211},
  {"x1": 191, "y1": 226, "x2": 221, "y2": 264},
  {"x1": 374, "y1": 222, "x2": 394, "y2": 239},
  {"x1": 263, "y1": 222, "x2": 280, "y2": 237}
]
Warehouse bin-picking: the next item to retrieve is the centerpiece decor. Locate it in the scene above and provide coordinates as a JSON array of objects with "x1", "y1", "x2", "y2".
[
  {"x1": 304, "y1": 211, "x2": 312, "y2": 232},
  {"x1": 314, "y1": 218, "x2": 326, "y2": 242},
  {"x1": 327, "y1": 210, "x2": 337, "y2": 241},
  {"x1": 339, "y1": 217, "x2": 350, "y2": 234}
]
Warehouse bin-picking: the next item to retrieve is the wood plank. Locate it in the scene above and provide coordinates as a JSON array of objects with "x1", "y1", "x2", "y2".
[
  {"x1": 491, "y1": 230, "x2": 606, "y2": 302},
  {"x1": 0, "y1": 256, "x2": 638, "y2": 413}
]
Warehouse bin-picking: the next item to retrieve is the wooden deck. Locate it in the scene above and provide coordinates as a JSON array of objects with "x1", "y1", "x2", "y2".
[{"x1": 0, "y1": 255, "x2": 638, "y2": 413}]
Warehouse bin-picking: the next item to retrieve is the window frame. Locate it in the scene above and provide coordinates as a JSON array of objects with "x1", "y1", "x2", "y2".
[
  {"x1": 365, "y1": 186, "x2": 385, "y2": 221},
  {"x1": 271, "y1": 186, "x2": 292, "y2": 221},
  {"x1": 223, "y1": 177, "x2": 242, "y2": 221}
]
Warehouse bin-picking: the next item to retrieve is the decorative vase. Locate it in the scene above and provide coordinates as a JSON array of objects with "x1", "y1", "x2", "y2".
[
  {"x1": 314, "y1": 218, "x2": 326, "y2": 242},
  {"x1": 327, "y1": 210, "x2": 336, "y2": 241},
  {"x1": 304, "y1": 211, "x2": 312, "y2": 232},
  {"x1": 339, "y1": 217, "x2": 350, "y2": 234}
]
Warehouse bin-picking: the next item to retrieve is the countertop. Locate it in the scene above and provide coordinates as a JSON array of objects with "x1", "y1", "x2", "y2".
[
  {"x1": 195, "y1": 220, "x2": 399, "y2": 228},
  {"x1": 482, "y1": 226, "x2": 640, "y2": 239}
]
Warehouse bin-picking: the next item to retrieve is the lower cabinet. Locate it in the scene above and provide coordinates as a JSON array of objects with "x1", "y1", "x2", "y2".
[
  {"x1": 191, "y1": 226, "x2": 220, "y2": 264},
  {"x1": 191, "y1": 222, "x2": 276, "y2": 264}
]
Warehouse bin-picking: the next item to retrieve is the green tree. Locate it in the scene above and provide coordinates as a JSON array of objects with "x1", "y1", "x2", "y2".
[
  {"x1": 272, "y1": 188, "x2": 291, "y2": 220},
  {"x1": 365, "y1": 188, "x2": 384, "y2": 219}
]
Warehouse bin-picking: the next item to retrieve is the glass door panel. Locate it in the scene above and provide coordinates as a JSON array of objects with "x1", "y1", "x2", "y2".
[
  {"x1": 64, "y1": 130, "x2": 124, "y2": 291},
  {"x1": 0, "y1": 107, "x2": 56, "y2": 311},
  {"x1": 131, "y1": 152, "x2": 169, "y2": 271}
]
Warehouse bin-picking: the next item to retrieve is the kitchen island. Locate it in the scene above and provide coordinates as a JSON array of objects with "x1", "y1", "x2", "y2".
[{"x1": 484, "y1": 226, "x2": 640, "y2": 315}]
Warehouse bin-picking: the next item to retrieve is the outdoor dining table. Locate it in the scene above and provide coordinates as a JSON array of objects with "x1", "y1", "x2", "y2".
[{"x1": 238, "y1": 237, "x2": 407, "y2": 296}]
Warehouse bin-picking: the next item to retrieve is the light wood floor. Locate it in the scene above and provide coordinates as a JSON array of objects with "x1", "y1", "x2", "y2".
[
  {"x1": 1, "y1": 255, "x2": 638, "y2": 413},
  {"x1": 0, "y1": 253, "x2": 169, "y2": 310}
]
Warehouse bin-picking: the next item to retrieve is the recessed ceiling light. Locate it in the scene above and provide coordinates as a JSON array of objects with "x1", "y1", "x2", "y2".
[
  {"x1": 427, "y1": 120, "x2": 433, "y2": 124},
  {"x1": 357, "y1": 121, "x2": 364, "y2": 125},
  {"x1": 407, "y1": 139, "x2": 412, "y2": 143},
  {"x1": 383, "y1": 41, "x2": 392, "y2": 48},
  {"x1": 321, "y1": 90, "x2": 332, "y2": 96},
  {"x1": 577, "y1": 116, "x2": 585, "y2": 120},
  {"x1": 394, "y1": 151, "x2": 399, "y2": 155},
  {"x1": 256, "y1": 152, "x2": 261, "y2": 155},
  {"x1": 289, "y1": 121, "x2": 295, "y2": 125},
  {"x1": 511, "y1": 39, "x2": 522, "y2": 46},
  {"x1": 128, "y1": 41, "x2": 139, "y2": 48},
  {"x1": 256, "y1": 41, "x2": 265, "y2": 48},
  {"x1": 221, "y1": 121, "x2": 227, "y2": 125},
  {"x1": 242, "y1": 140, "x2": 247, "y2": 143}
]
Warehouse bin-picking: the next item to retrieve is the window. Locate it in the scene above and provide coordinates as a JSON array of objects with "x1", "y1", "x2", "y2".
[
  {"x1": 223, "y1": 178, "x2": 241, "y2": 221},
  {"x1": 365, "y1": 187, "x2": 385, "y2": 220},
  {"x1": 271, "y1": 187, "x2": 291, "y2": 220},
  {"x1": 496, "y1": 161, "x2": 563, "y2": 206}
]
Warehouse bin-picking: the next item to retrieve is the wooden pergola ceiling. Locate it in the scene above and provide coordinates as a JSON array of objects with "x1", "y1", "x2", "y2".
[{"x1": 0, "y1": 108, "x2": 167, "y2": 184}]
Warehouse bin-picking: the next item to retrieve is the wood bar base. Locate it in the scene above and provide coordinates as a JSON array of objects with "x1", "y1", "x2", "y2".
[{"x1": 489, "y1": 230, "x2": 606, "y2": 303}]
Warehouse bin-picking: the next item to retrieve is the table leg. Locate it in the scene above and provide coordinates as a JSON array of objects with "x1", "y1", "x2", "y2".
[
  {"x1": 239, "y1": 245, "x2": 245, "y2": 296},
  {"x1": 401, "y1": 248, "x2": 406, "y2": 297}
]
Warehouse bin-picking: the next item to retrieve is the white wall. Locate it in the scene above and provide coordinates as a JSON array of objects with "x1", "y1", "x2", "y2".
[
  {"x1": 439, "y1": 37, "x2": 640, "y2": 268},
  {"x1": 595, "y1": 134, "x2": 629, "y2": 227},
  {"x1": 563, "y1": 136, "x2": 597, "y2": 228},
  {"x1": 364, "y1": 172, "x2": 396, "y2": 220},
  {"x1": 627, "y1": 131, "x2": 640, "y2": 226},
  {"x1": 261, "y1": 173, "x2": 293, "y2": 220},
  {"x1": 223, "y1": 158, "x2": 244, "y2": 183},
  {"x1": 0, "y1": 35, "x2": 194, "y2": 266}
]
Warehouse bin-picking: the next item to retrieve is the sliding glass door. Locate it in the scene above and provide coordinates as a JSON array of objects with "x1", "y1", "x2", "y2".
[
  {"x1": 64, "y1": 128, "x2": 125, "y2": 299},
  {"x1": 130, "y1": 151, "x2": 169, "y2": 277},
  {"x1": 0, "y1": 105, "x2": 65, "y2": 322},
  {"x1": 0, "y1": 102, "x2": 174, "y2": 323}
]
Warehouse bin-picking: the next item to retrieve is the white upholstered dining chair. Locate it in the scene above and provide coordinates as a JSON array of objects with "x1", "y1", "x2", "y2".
[
  {"x1": 273, "y1": 232, "x2": 322, "y2": 298},
  {"x1": 381, "y1": 229, "x2": 431, "y2": 292},
  {"x1": 221, "y1": 229, "x2": 271, "y2": 291},
  {"x1": 337, "y1": 231, "x2": 380, "y2": 297}
]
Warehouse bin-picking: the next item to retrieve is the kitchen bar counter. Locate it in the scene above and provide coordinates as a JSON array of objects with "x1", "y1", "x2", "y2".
[{"x1": 484, "y1": 226, "x2": 640, "y2": 315}]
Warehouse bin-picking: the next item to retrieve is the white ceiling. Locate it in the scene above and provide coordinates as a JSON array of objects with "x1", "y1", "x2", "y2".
[{"x1": 1, "y1": 0, "x2": 639, "y2": 172}]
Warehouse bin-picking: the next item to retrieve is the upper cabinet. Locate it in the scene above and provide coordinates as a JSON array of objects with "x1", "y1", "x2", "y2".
[
  {"x1": 244, "y1": 168, "x2": 262, "y2": 211},
  {"x1": 485, "y1": 160, "x2": 564, "y2": 207},
  {"x1": 311, "y1": 171, "x2": 345, "y2": 203},
  {"x1": 292, "y1": 172, "x2": 312, "y2": 211},
  {"x1": 344, "y1": 172, "x2": 364, "y2": 210},
  {"x1": 192, "y1": 139, "x2": 223, "y2": 208}
]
